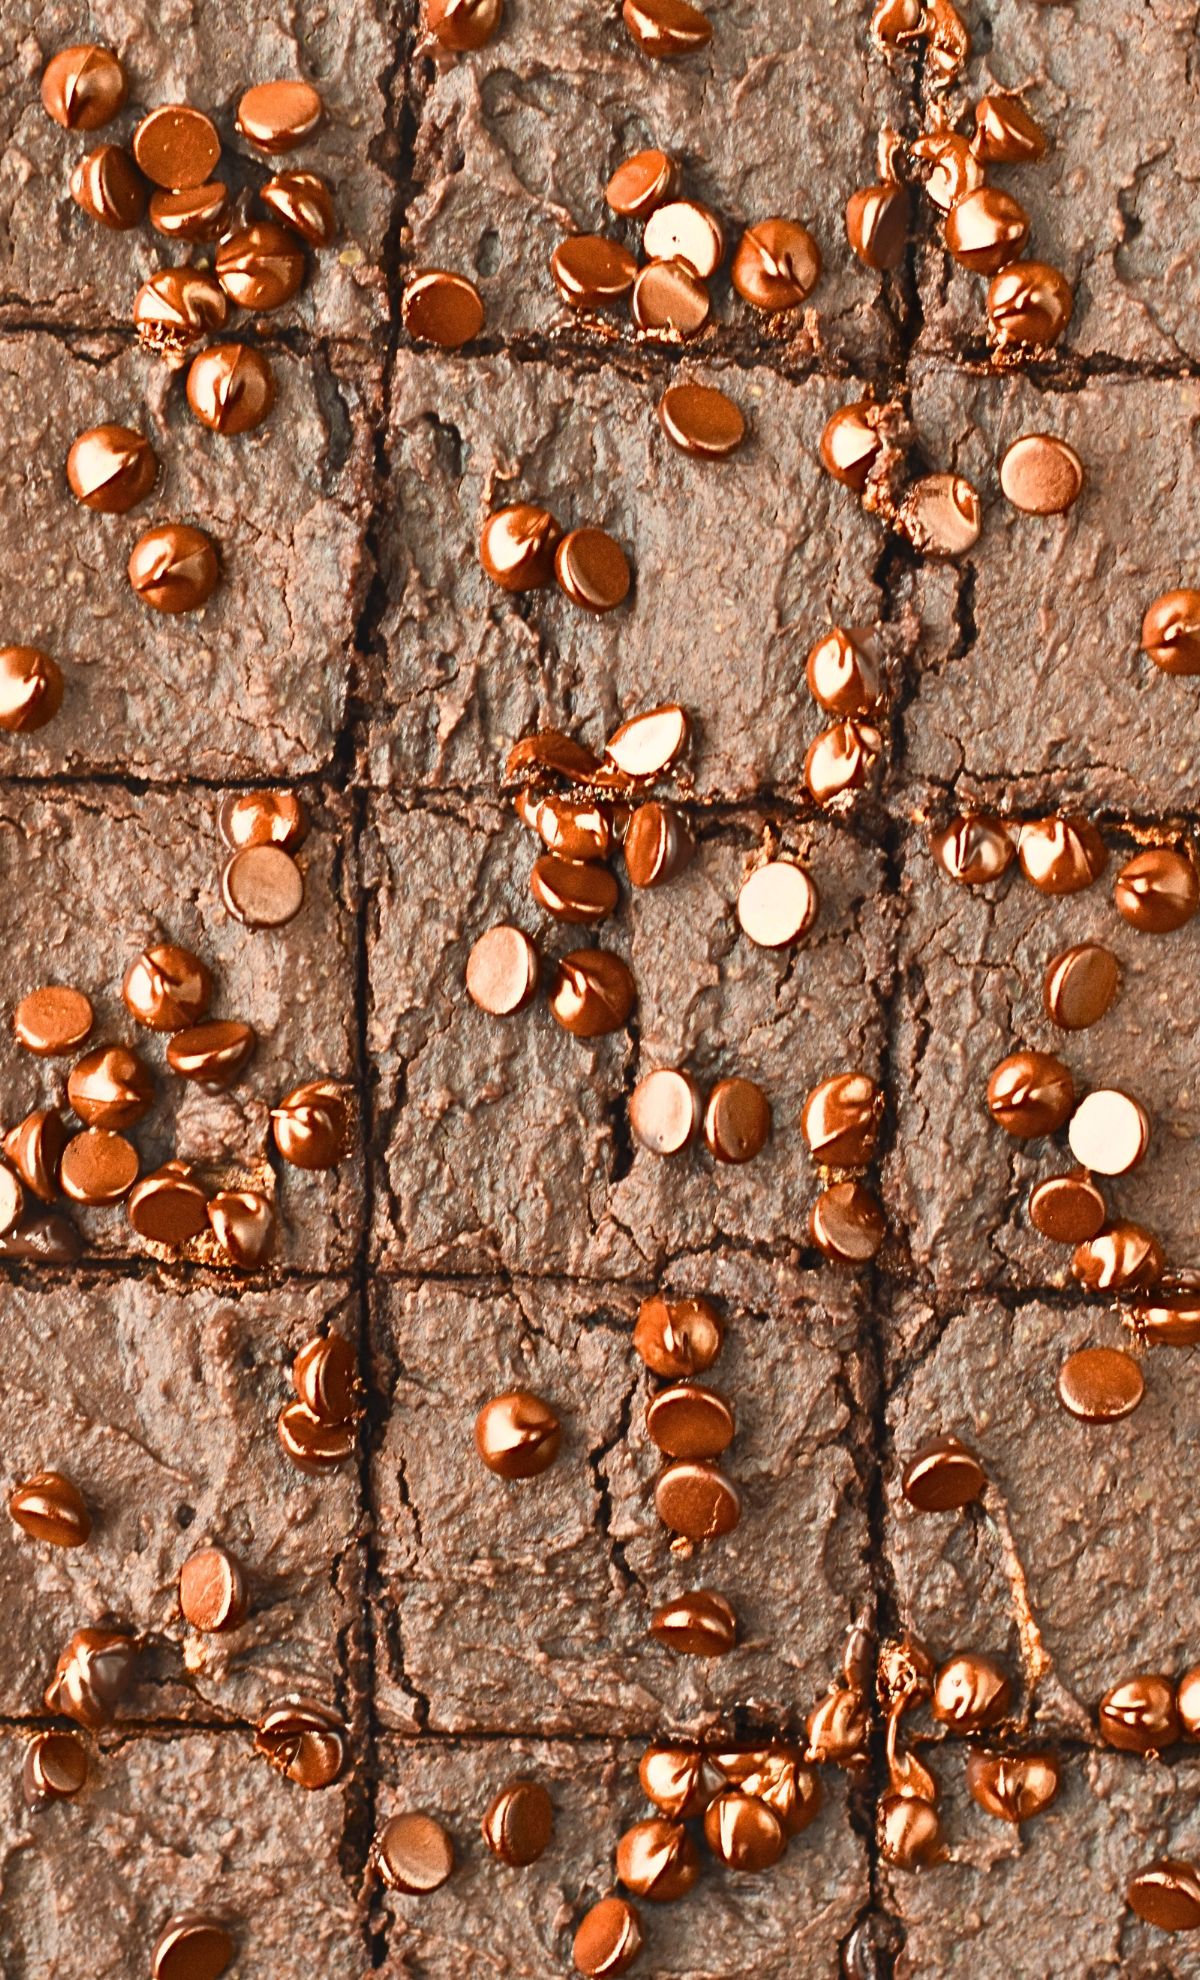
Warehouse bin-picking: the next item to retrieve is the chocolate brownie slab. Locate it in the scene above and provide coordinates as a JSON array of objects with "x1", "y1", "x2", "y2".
[
  {"x1": 0, "y1": 332, "x2": 375, "y2": 780},
  {"x1": 366, "y1": 351, "x2": 892, "y2": 802},
  {"x1": 883, "y1": 1291, "x2": 1196, "y2": 1741},
  {"x1": 369, "y1": 1264, "x2": 871, "y2": 1735},
  {"x1": 0, "y1": 1728, "x2": 363, "y2": 1975},
  {"x1": 373, "y1": 1735, "x2": 868, "y2": 1979},
  {"x1": 882, "y1": 1751, "x2": 1200, "y2": 1980},
  {"x1": 365, "y1": 798, "x2": 894, "y2": 1280},
  {"x1": 406, "y1": 0, "x2": 907, "y2": 366},
  {"x1": 915, "y1": 0, "x2": 1200, "y2": 368},
  {"x1": 0, "y1": 0, "x2": 394, "y2": 337},
  {"x1": 900, "y1": 363, "x2": 1200, "y2": 816},
  {"x1": 0, "y1": 783, "x2": 361, "y2": 1270},
  {"x1": 884, "y1": 811, "x2": 1200, "y2": 1295},
  {"x1": 0, "y1": 1275, "x2": 361, "y2": 1723}
]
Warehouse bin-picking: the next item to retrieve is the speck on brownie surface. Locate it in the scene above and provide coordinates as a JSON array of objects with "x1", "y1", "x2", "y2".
[
  {"x1": 0, "y1": 332, "x2": 376, "y2": 780},
  {"x1": 406, "y1": 0, "x2": 906, "y2": 364},
  {"x1": 369, "y1": 1264, "x2": 871, "y2": 1737},
  {"x1": 364, "y1": 796, "x2": 894, "y2": 1280},
  {"x1": 0, "y1": 783, "x2": 361, "y2": 1270},
  {"x1": 367, "y1": 351, "x2": 891, "y2": 802}
]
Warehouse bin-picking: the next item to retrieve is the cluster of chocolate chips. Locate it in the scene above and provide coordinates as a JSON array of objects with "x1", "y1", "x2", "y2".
[
  {"x1": 795, "y1": 623, "x2": 890, "y2": 811},
  {"x1": 869, "y1": 0, "x2": 1074, "y2": 360},
  {"x1": 820, "y1": 391, "x2": 984, "y2": 563},
  {"x1": 801, "y1": 1070, "x2": 887, "y2": 1263},
  {"x1": 218, "y1": 787, "x2": 311, "y2": 930},
  {"x1": 931, "y1": 811, "x2": 1200, "y2": 1415},
  {"x1": 481, "y1": 503, "x2": 632, "y2": 614},
  {"x1": 277, "y1": 1329, "x2": 364, "y2": 1476}
]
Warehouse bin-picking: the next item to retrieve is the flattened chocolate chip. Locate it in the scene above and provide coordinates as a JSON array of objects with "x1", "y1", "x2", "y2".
[
  {"x1": 703, "y1": 1077, "x2": 770, "y2": 1163},
  {"x1": 59, "y1": 1129, "x2": 139, "y2": 1204},
  {"x1": 1000, "y1": 434, "x2": 1084, "y2": 516},
  {"x1": 1068, "y1": 1089, "x2": 1149, "y2": 1176},
  {"x1": 152, "y1": 1916, "x2": 236, "y2": 1980},
  {"x1": 530, "y1": 855, "x2": 619, "y2": 925},
  {"x1": 167, "y1": 1020, "x2": 257, "y2": 1087},
  {"x1": 179, "y1": 1545, "x2": 249, "y2": 1633},
  {"x1": 605, "y1": 704, "x2": 689, "y2": 781},
  {"x1": 127, "y1": 1165, "x2": 211, "y2": 1246},
  {"x1": 4, "y1": 1109, "x2": 68, "y2": 1202},
  {"x1": 900, "y1": 1435, "x2": 986, "y2": 1512},
  {"x1": 650, "y1": 1588, "x2": 736, "y2": 1656},
  {"x1": 644, "y1": 199, "x2": 724, "y2": 278},
  {"x1": 1127, "y1": 1860, "x2": 1200, "y2": 1933},
  {"x1": 736, "y1": 860, "x2": 818, "y2": 948},
  {"x1": 277, "y1": 1402, "x2": 357, "y2": 1472},
  {"x1": 149, "y1": 181, "x2": 229, "y2": 241},
  {"x1": 375, "y1": 1811, "x2": 456, "y2": 1892},
  {"x1": 236, "y1": 79, "x2": 323, "y2": 152},
  {"x1": 645, "y1": 1382, "x2": 734, "y2": 1460},
  {"x1": 466, "y1": 925, "x2": 540, "y2": 1015},
  {"x1": 631, "y1": 257, "x2": 709, "y2": 338},
  {"x1": 402, "y1": 268, "x2": 486, "y2": 347},
  {"x1": 1029, "y1": 1172, "x2": 1107, "y2": 1244},
  {"x1": 23, "y1": 1729, "x2": 88, "y2": 1810},
  {"x1": 132, "y1": 105, "x2": 221, "y2": 191},
  {"x1": 221, "y1": 845, "x2": 305, "y2": 928},
  {"x1": 531, "y1": 795, "x2": 612, "y2": 862},
  {"x1": 1043, "y1": 943, "x2": 1119, "y2": 1029},
  {"x1": 657, "y1": 381, "x2": 746, "y2": 459},
  {"x1": 897, "y1": 473, "x2": 981, "y2": 557},
  {"x1": 1057, "y1": 1345, "x2": 1145, "y2": 1422},
  {"x1": 481, "y1": 1779, "x2": 554, "y2": 1866},
  {"x1": 629, "y1": 1068, "x2": 702, "y2": 1155},
  {"x1": 654, "y1": 1458, "x2": 741, "y2": 1540},
  {"x1": 810, "y1": 1180, "x2": 886, "y2": 1262},
  {"x1": 606, "y1": 148, "x2": 678, "y2": 218},
  {"x1": 550, "y1": 235, "x2": 638, "y2": 309},
  {"x1": 9, "y1": 1470, "x2": 90, "y2": 1547},
  {"x1": 623, "y1": 801, "x2": 692, "y2": 887},
  {"x1": 13, "y1": 985, "x2": 93, "y2": 1056},
  {"x1": 554, "y1": 528, "x2": 631, "y2": 613}
]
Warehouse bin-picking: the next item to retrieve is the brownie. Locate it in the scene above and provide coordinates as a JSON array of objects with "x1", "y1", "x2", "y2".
[
  {"x1": 366, "y1": 350, "x2": 894, "y2": 802},
  {"x1": 900, "y1": 363, "x2": 1200, "y2": 816},
  {"x1": 883, "y1": 1290, "x2": 1197, "y2": 1741},
  {"x1": 0, "y1": 1274, "x2": 362, "y2": 1723},
  {"x1": 915, "y1": 0, "x2": 1200, "y2": 368},
  {"x1": 0, "y1": 782, "x2": 361, "y2": 1270},
  {"x1": 0, "y1": 0, "x2": 395, "y2": 337},
  {"x1": 0, "y1": 1727, "x2": 364, "y2": 1976},
  {"x1": 373, "y1": 1734, "x2": 868, "y2": 1979},
  {"x1": 0, "y1": 331, "x2": 375, "y2": 780},
  {"x1": 883, "y1": 811, "x2": 1200, "y2": 1295},
  {"x1": 406, "y1": 0, "x2": 907, "y2": 367},
  {"x1": 364, "y1": 797, "x2": 894, "y2": 1280},
  {"x1": 369, "y1": 1262, "x2": 871, "y2": 1736},
  {"x1": 883, "y1": 1751, "x2": 1200, "y2": 1980}
]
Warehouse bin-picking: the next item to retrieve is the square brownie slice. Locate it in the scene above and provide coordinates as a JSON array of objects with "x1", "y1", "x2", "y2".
[
  {"x1": 0, "y1": 0, "x2": 395, "y2": 337},
  {"x1": 900, "y1": 364, "x2": 1200, "y2": 816},
  {"x1": 882, "y1": 1751, "x2": 1200, "y2": 1980},
  {"x1": 0, "y1": 332, "x2": 375, "y2": 780},
  {"x1": 883, "y1": 1291, "x2": 1195, "y2": 1741},
  {"x1": 914, "y1": 0, "x2": 1200, "y2": 368},
  {"x1": 365, "y1": 798, "x2": 894, "y2": 1280},
  {"x1": 0, "y1": 1728, "x2": 364, "y2": 1975},
  {"x1": 369, "y1": 1262, "x2": 871, "y2": 1737},
  {"x1": 0, "y1": 783, "x2": 361, "y2": 1270},
  {"x1": 406, "y1": 0, "x2": 907, "y2": 365},
  {"x1": 373, "y1": 1735, "x2": 868, "y2": 1978},
  {"x1": 883, "y1": 809, "x2": 1200, "y2": 1295},
  {"x1": 0, "y1": 1275, "x2": 361, "y2": 1723},
  {"x1": 366, "y1": 350, "x2": 892, "y2": 802}
]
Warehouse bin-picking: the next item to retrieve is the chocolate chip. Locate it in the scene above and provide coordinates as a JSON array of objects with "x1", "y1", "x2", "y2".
[
  {"x1": 943, "y1": 186, "x2": 1030, "y2": 273},
  {"x1": 631, "y1": 257, "x2": 710, "y2": 338},
  {"x1": 1029, "y1": 1172, "x2": 1107, "y2": 1244},
  {"x1": 649, "y1": 1587, "x2": 736, "y2": 1657},
  {"x1": 123, "y1": 943, "x2": 212, "y2": 1031},
  {"x1": 216, "y1": 223, "x2": 306, "y2": 310},
  {"x1": 271, "y1": 1079, "x2": 350, "y2": 1169},
  {"x1": 806, "y1": 626, "x2": 882, "y2": 716},
  {"x1": 615, "y1": 1818, "x2": 699, "y2": 1900},
  {"x1": 221, "y1": 844, "x2": 305, "y2": 927},
  {"x1": 254, "y1": 1696, "x2": 345, "y2": 1789},
  {"x1": 654, "y1": 1458, "x2": 741, "y2": 1540},
  {"x1": 481, "y1": 504, "x2": 563, "y2": 590},
  {"x1": 657, "y1": 381, "x2": 746, "y2": 459},
  {"x1": 633, "y1": 1293, "x2": 723, "y2": 1377},
  {"x1": 481, "y1": 1779, "x2": 554, "y2": 1866},
  {"x1": 1141, "y1": 588, "x2": 1200, "y2": 675},
  {"x1": 554, "y1": 528, "x2": 632, "y2": 613},
  {"x1": 530, "y1": 855, "x2": 619, "y2": 925},
  {"x1": 1057, "y1": 1344, "x2": 1146, "y2": 1421},
  {"x1": 44, "y1": 1626, "x2": 137, "y2": 1729},
  {"x1": 1130, "y1": 1284, "x2": 1200, "y2": 1347},
  {"x1": 9, "y1": 1470, "x2": 90, "y2": 1548},
  {"x1": 1098, "y1": 1673, "x2": 1179, "y2": 1753},
  {"x1": 1018, "y1": 815, "x2": 1107, "y2": 893},
  {"x1": 426, "y1": 0, "x2": 504, "y2": 51},
  {"x1": 605, "y1": 703, "x2": 690, "y2": 781},
  {"x1": 149, "y1": 181, "x2": 229, "y2": 241},
  {"x1": 4, "y1": 1109, "x2": 68, "y2": 1201},
  {"x1": 900, "y1": 1435, "x2": 986, "y2": 1511},
  {"x1": 505, "y1": 729, "x2": 600, "y2": 787},
  {"x1": 703, "y1": 1076, "x2": 771, "y2": 1163},
  {"x1": 69, "y1": 144, "x2": 147, "y2": 228},
  {"x1": 1179, "y1": 1666, "x2": 1200, "y2": 1736},
  {"x1": 128, "y1": 524, "x2": 219, "y2": 613},
  {"x1": 878, "y1": 1792, "x2": 944, "y2": 1869},
  {"x1": 66, "y1": 424, "x2": 157, "y2": 512},
  {"x1": 0, "y1": 1159, "x2": 23, "y2": 1236},
  {"x1": 167, "y1": 1020, "x2": 257, "y2": 1087},
  {"x1": 259, "y1": 169, "x2": 336, "y2": 246},
  {"x1": 1072, "y1": 1223, "x2": 1164, "y2": 1292},
  {"x1": 929, "y1": 814, "x2": 1015, "y2": 884},
  {"x1": 621, "y1": 0, "x2": 712, "y2": 59},
  {"x1": 1068, "y1": 1089, "x2": 1149, "y2": 1176},
  {"x1": 1000, "y1": 434, "x2": 1084, "y2": 516},
  {"x1": 187, "y1": 344, "x2": 276, "y2": 434},
  {"x1": 220, "y1": 789, "x2": 309, "y2": 852},
  {"x1": 132, "y1": 106, "x2": 221, "y2": 190},
  {"x1": 623, "y1": 801, "x2": 691, "y2": 888},
  {"x1": 293, "y1": 1332, "x2": 361, "y2": 1424},
  {"x1": 60, "y1": 1129, "x2": 139, "y2": 1205},
  {"x1": 1043, "y1": 942, "x2": 1119, "y2": 1029},
  {"x1": 810, "y1": 1180, "x2": 886, "y2": 1262},
  {"x1": 629, "y1": 1068, "x2": 702, "y2": 1155},
  {"x1": 236, "y1": 79, "x2": 323, "y2": 152},
  {"x1": 13, "y1": 984, "x2": 93, "y2": 1056},
  {"x1": 912, "y1": 129, "x2": 984, "y2": 212},
  {"x1": 1127, "y1": 1860, "x2": 1200, "y2": 1933},
  {"x1": 151, "y1": 1916, "x2": 236, "y2": 1980},
  {"x1": 133, "y1": 268, "x2": 229, "y2": 365},
  {"x1": 972, "y1": 93, "x2": 1047, "y2": 164},
  {"x1": 845, "y1": 182, "x2": 910, "y2": 269},
  {"x1": 550, "y1": 235, "x2": 638, "y2": 309},
  {"x1": 23, "y1": 1729, "x2": 88, "y2": 1811},
  {"x1": 731, "y1": 217, "x2": 821, "y2": 311},
  {"x1": 529, "y1": 795, "x2": 612, "y2": 862},
  {"x1": 573, "y1": 1895, "x2": 643, "y2": 1976},
  {"x1": 806, "y1": 1685, "x2": 870, "y2": 1766},
  {"x1": 41, "y1": 44, "x2": 127, "y2": 129},
  {"x1": 207, "y1": 1188, "x2": 275, "y2": 1268},
  {"x1": 277, "y1": 1402, "x2": 357, "y2": 1471},
  {"x1": 986, "y1": 1050, "x2": 1074, "y2": 1137},
  {"x1": 802, "y1": 1072, "x2": 882, "y2": 1167},
  {"x1": 897, "y1": 472, "x2": 981, "y2": 557},
  {"x1": 1113, "y1": 847, "x2": 1199, "y2": 932},
  {"x1": 606, "y1": 148, "x2": 678, "y2": 218},
  {"x1": 475, "y1": 1390, "x2": 561, "y2": 1479},
  {"x1": 987, "y1": 260, "x2": 1073, "y2": 350},
  {"x1": 400, "y1": 268, "x2": 487, "y2": 351},
  {"x1": 931, "y1": 1653, "x2": 1011, "y2": 1731},
  {"x1": 466, "y1": 925, "x2": 541, "y2": 1015},
  {"x1": 0, "y1": 646, "x2": 64, "y2": 732},
  {"x1": 712, "y1": 1745, "x2": 820, "y2": 1834},
  {"x1": 548, "y1": 949, "x2": 635, "y2": 1037},
  {"x1": 127, "y1": 1165, "x2": 211, "y2": 1246},
  {"x1": 0, "y1": 1210, "x2": 81, "y2": 1262},
  {"x1": 703, "y1": 1791, "x2": 786, "y2": 1870},
  {"x1": 375, "y1": 1811, "x2": 456, "y2": 1892},
  {"x1": 819, "y1": 401, "x2": 884, "y2": 491},
  {"x1": 644, "y1": 199, "x2": 724, "y2": 278},
  {"x1": 638, "y1": 1742, "x2": 709, "y2": 1818},
  {"x1": 965, "y1": 1750, "x2": 1059, "y2": 1824},
  {"x1": 179, "y1": 1545, "x2": 249, "y2": 1633},
  {"x1": 68, "y1": 1045, "x2": 153, "y2": 1128},
  {"x1": 645, "y1": 1382, "x2": 735, "y2": 1460},
  {"x1": 804, "y1": 718, "x2": 882, "y2": 805},
  {"x1": 736, "y1": 859, "x2": 819, "y2": 948}
]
